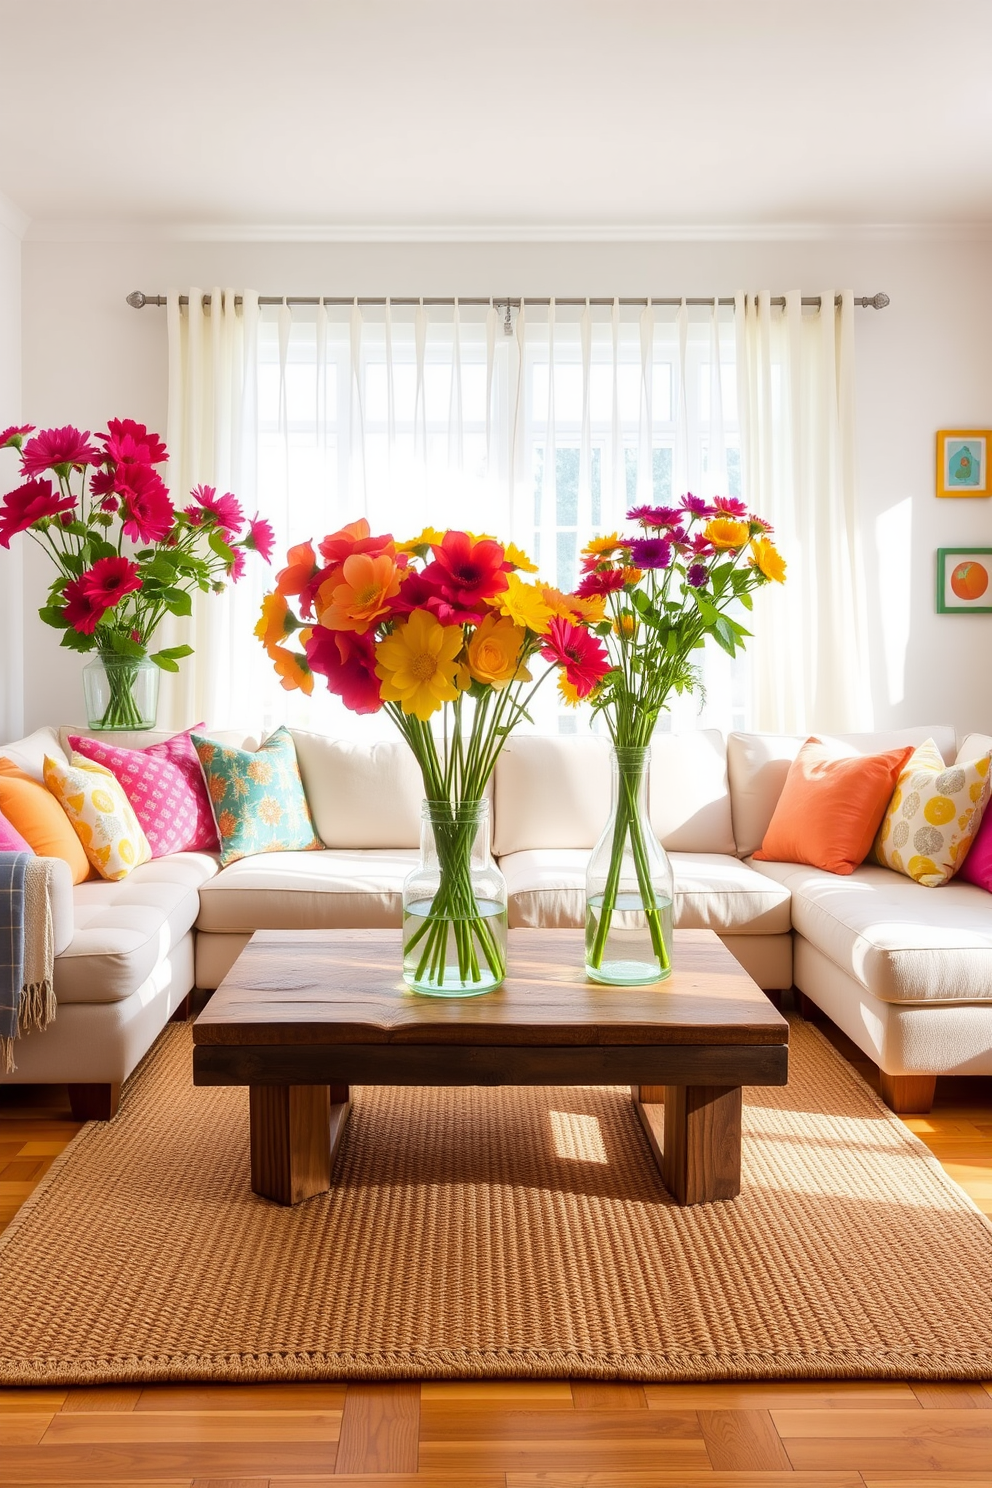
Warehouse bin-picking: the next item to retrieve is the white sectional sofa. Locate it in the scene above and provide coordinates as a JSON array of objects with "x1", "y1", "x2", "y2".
[{"x1": 2, "y1": 721, "x2": 991, "y2": 1118}]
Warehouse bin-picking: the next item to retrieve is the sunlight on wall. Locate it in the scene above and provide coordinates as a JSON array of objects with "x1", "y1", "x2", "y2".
[{"x1": 874, "y1": 498, "x2": 913, "y2": 708}]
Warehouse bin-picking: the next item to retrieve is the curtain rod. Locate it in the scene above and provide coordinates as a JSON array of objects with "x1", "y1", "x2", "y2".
[{"x1": 126, "y1": 290, "x2": 890, "y2": 311}]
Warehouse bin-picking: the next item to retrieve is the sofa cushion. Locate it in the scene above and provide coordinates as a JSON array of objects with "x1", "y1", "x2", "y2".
[
  {"x1": 194, "y1": 848, "x2": 419, "y2": 931},
  {"x1": 492, "y1": 731, "x2": 736, "y2": 857},
  {"x1": 0, "y1": 726, "x2": 67, "y2": 781},
  {"x1": 728, "y1": 726, "x2": 958, "y2": 858},
  {"x1": 290, "y1": 732, "x2": 424, "y2": 849},
  {"x1": 55, "y1": 852, "x2": 218, "y2": 1004},
  {"x1": 193, "y1": 727, "x2": 320, "y2": 865},
  {"x1": 502, "y1": 849, "x2": 792, "y2": 934},
  {"x1": 749, "y1": 856, "x2": 992, "y2": 1003}
]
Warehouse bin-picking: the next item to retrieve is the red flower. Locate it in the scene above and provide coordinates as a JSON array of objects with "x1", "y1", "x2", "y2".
[
  {"x1": 540, "y1": 616, "x2": 611, "y2": 698},
  {"x1": 0, "y1": 424, "x2": 34, "y2": 450},
  {"x1": 118, "y1": 463, "x2": 175, "y2": 543},
  {"x1": 81, "y1": 555, "x2": 143, "y2": 610},
  {"x1": 189, "y1": 484, "x2": 244, "y2": 536},
  {"x1": 0, "y1": 478, "x2": 77, "y2": 548},
  {"x1": 576, "y1": 568, "x2": 625, "y2": 598},
  {"x1": 99, "y1": 418, "x2": 168, "y2": 467},
  {"x1": 20, "y1": 426, "x2": 101, "y2": 477},
  {"x1": 418, "y1": 531, "x2": 508, "y2": 622},
  {"x1": 305, "y1": 626, "x2": 383, "y2": 713},
  {"x1": 244, "y1": 514, "x2": 275, "y2": 562},
  {"x1": 62, "y1": 576, "x2": 108, "y2": 635}
]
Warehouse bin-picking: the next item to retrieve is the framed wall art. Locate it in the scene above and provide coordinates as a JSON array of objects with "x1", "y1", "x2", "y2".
[
  {"x1": 936, "y1": 430, "x2": 991, "y2": 497},
  {"x1": 936, "y1": 548, "x2": 992, "y2": 613}
]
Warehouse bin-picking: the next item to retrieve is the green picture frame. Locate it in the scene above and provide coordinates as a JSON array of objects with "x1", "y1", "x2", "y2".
[{"x1": 936, "y1": 547, "x2": 992, "y2": 613}]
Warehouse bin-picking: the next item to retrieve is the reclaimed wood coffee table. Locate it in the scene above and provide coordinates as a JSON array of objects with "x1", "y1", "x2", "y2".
[{"x1": 193, "y1": 927, "x2": 789, "y2": 1207}]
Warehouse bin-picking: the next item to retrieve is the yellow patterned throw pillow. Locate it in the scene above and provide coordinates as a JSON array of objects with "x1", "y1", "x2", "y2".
[
  {"x1": 43, "y1": 753, "x2": 152, "y2": 881},
  {"x1": 874, "y1": 737, "x2": 991, "y2": 887}
]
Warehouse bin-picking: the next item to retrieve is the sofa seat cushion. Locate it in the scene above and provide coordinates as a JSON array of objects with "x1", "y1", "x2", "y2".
[
  {"x1": 194, "y1": 849, "x2": 419, "y2": 932},
  {"x1": 749, "y1": 857, "x2": 992, "y2": 1004},
  {"x1": 55, "y1": 852, "x2": 219, "y2": 1005},
  {"x1": 503, "y1": 850, "x2": 792, "y2": 933}
]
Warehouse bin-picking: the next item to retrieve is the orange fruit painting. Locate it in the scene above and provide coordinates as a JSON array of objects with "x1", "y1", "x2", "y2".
[{"x1": 950, "y1": 559, "x2": 990, "y2": 602}]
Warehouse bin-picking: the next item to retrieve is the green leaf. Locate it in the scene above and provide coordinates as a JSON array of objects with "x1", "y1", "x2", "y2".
[
  {"x1": 150, "y1": 653, "x2": 181, "y2": 672},
  {"x1": 738, "y1": 589, "x2": 753, "y2": 611},
  {"x1": 88, "y1": 536, "x2": 117, "y2": 562},
  {"x1": 62, "y1": 520, "x2": 89, "y2": 538},
  {"x1": 135, "y1": 549, "x2": 155, "y2": 561},
  {"x1": 37, "y1": 605, "x2": 66, "y2": 629},
  {"x1": 106, "y1": 630, "x2": 145, "y2": 658},
  {"x1": 208, "y1": 531, "x2": 235, "y2": 564},
  {"x1": 693, "y1": 591, "x2": 719, "y2": 625},
  {"x1": 712, "y1": 616, "x2": 738, "y2": 656},
  {"x1": 162, "y1": 587, "x2": 193, "y2": 617},
  {"x1": 710, "y1": 562, "x2": 733, "y2": 598},
  {"x1": 153, "y1": 644, "x2": 194, "y2": 661},
  {"x1": 144, "y1": 554, "x2": 178, "y2": 581},
  {"x1": 59, "y1": 627, "x2": 96, "y2": 653}
]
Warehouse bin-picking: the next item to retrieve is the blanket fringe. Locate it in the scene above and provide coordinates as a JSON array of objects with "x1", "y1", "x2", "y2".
[
  {"x1": 1, "y1": 1036, "x2": 13, "y2": 1075},
  {"x1": 18, "y1": 979, "x2": 56, "y2": 1037}
]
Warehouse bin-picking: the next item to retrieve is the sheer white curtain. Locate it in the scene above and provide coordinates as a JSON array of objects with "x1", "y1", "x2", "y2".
[
  {"x1": 166, "y1": 292, "x2": 859, "y2": 738},
  {"x1": 735, "y1": 290, "x2": 871, "y2": 733},
  {"x1": 161, "y1": 288, "x2": 258, "y2": 731}
]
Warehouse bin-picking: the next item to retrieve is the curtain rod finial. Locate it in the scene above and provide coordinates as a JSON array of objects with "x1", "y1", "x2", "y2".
[
  {"x1": 860, "y1": 292, "x2": 890, "y2": 310},
  {"x1": 126, "y1": 291, "x2": 147, "y2": 309}
]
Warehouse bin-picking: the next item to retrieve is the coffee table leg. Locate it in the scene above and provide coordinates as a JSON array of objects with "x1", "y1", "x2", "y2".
[
  {"x1": 633, "y1": 1084, "x2": 742, "y2": 1204},
  {"x1": 249, "y1": 1084, "x2": 351, "y2": 1205}
]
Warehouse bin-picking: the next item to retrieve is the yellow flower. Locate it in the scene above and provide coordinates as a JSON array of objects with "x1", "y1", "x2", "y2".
[
  {"x1": 374, "y1": 609, "x2": 464, "y2": 720},
  {"x1": 704, "y1": 517, "x2": 750, "y2": 550},
  {"x1": 581, "y1": 532, "x2": 624, "y2": 562},
  {"x1": 613, "y1": 611, "x2": 638, "y2": 640},
  {"x1": 750, "y1": 537, "x2": 787, "y2": 583},
  {"x1": 496, "y1": 572, "x2": 554, "y2": 635},
  {"x1": 396, "y1": 526, "x2": 446, "y2": 556},
  {"x1": 503, "y1": 542, "x2": 539, "y2": 573},
  {"x1": 270, "y1": 644, "x2": 314, "y2": 695},
  {"x1": 254, "y1": 592, "x2": 297, "y2": 655},
  {"x1": 558, "y1": 674, "x2": 605, "y2": 708},
  {"x1": 542, "y1": 585, "x2": 608, "y2": 626},
  {"x1": 466, "y1": 614, "x2": 531, "y2": 690}
]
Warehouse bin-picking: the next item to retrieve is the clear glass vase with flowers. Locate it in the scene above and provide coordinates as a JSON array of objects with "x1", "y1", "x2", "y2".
[
  {"x1": 0, "y1": 422, "x2": 273, "y2": 729},
  {"x1": 257, "y1": 521, "x2": 610, "y2": 995},
  {"x1": 577, "y1": 495, "x2": 787, "y2": 985}
]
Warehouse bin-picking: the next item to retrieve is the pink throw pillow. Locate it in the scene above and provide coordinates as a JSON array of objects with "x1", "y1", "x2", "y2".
[
  {"x1": 958, "y1": 802, "x2": 992, "y2": 893},
  {"x1": 68, "y1": 728, "x2": 220, "y2": 858},
  {"x1": 0, "y1": 807, "x2": 33, "y2": 853}
]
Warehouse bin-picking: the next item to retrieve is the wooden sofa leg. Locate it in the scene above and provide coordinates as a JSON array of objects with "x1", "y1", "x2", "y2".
[
  {"x1": 796, "y1": 990, "x2": 820, "y2": 1021},
  {"x1": 68, "y1": 1083, "x2": 122, "y2": 1121},
  {"x1": 879, "y1": 1071, "x2": 936, "y2": 1115},
  {"x1": 169, "y1": 992, "x2": 191, "y2": 1023}
]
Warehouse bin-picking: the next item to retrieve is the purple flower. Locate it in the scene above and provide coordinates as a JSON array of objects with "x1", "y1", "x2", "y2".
[
  {"x1": 687, "y1": 563, "x2": 708, "y2": 588},
  {"x1": 681, "y1": 493, "x2": 715, "y2": 518},
  {"x1": 627, "y1": 504, "x2": 680, "y2": 529},
  {"x1": 629, "y1": 537, "x2": 672, "y2": 570}
]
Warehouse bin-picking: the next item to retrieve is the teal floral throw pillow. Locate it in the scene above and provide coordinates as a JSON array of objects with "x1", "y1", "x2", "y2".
[{"x1": 191, "y1": 727, "x2": 320, "y2": 866}]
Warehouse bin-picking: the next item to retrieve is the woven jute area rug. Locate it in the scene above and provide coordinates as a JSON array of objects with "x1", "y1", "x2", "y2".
[{"x1": 2, "y1": 1017, "x2": 992, "y2": 1385}]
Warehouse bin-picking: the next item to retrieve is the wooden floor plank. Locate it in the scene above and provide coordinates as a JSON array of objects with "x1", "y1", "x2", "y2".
[
  {"x1": 0, "y1": 1415, "x2": 53, "y2": 1445},
  {"x1": 505, "y1": 1474, "x2": 865, "y2": 1488},
  {"x1": 0, "y1": 1443, "x2": 338, "y2": 1480},
  {"x1": 698, "y1": 1408, "x2": 792, "y2": 1470},
  {"x1": 62, "y1": 1387, "x2": 142, "y2": 1413},
  {"x1": 786, "y1": 1438, "x2": 992, "y2": 1472},
  {"x1": 333, "y1": 1381, "x2": 420, "y2": 1475},
  {"x1": 645, "y1": 1382, "x2": 921, "y2": 1410},
  {"x1": 135, "y1": 1384, "x2": 347, "y2": 1412},
  {"x1": 277, "y1": 1477, "x2": 505, "y2": 1488},
  {"x1": 772, "y1": 1408, "x2": 992, "y2": 1438},
  {"x1": 421, "y1": 1382, "x2": 573, "y2": 1402},
  {"x1": 41, "y1": 1410, "x2": 342, "y2": 1443},
  {"x1": 570, "y1": 1382, "x2": 648, "y2": 1409},
  {"x1": 912, "y1": 1383, "x2": 992, "y2": 1409},
  {"x1": 863, "y1": 1477, "x2": 992, "y2": 1487},
  {"x1": 418, "y1": 1439, "x2": 710, "y2": 1472},
  {"x1": 419, "y1": 1406, "x2": 699, "y2": 1440},
  {"x1": 0, "y1": 1391, "x2": 68, "y2": 1412}
]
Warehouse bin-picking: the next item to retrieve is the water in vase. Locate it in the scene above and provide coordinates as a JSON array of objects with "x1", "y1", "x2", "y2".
[{"x1": 585, "y1": 893, "x2": 674, "y2": 985}]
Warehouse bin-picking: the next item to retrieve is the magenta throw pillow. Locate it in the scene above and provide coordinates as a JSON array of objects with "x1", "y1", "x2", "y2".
[
  {"x1": 0, "y1": 807, "x2": 33, "y2": 853},
  {"x1": 68, "y1": 728, "x2": 220, "y2": 858},
  {"x1": 958, "y1": 803, "x2": 992, "y2": 893}
]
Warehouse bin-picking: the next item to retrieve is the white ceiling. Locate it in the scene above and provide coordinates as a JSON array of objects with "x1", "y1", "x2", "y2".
[{"x1": 1, "y1": 0, "x2": 990, "y2": 236}]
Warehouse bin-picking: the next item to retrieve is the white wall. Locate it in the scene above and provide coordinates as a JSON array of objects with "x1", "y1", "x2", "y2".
[
  {"x1": 0, "y1": 198, "x2": 24, "y2": 739},
  {"x1": 16, "y1": 233, "x2": 992, "y2": 740}
]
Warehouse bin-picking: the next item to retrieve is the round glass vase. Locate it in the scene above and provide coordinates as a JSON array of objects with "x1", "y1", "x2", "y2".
[
  {"x1": 585, "y1": 745, "x2": 675, "y2": 985},
  {"x1": 402, "y1": 798, "x2": 508, "y2": 997},
  {"x1": 82, "y1": 652, "x2": 160, "y2": 732}
]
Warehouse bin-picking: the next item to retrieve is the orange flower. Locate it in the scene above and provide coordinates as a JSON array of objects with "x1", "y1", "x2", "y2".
[
  {"x1": 270, "y1": 644, "x2": 314, "y2": 695},
  {"x1": 275, "y1": 540, "x2": 318, "y2": 596},
  {"x1": 620, "y1": 567, "x2": 643, "y2": 586},
  {"x1": 581, "y1": 532, "x2": 624, "y2": 562},
  {"x1": 704, "y1": 517, "x2": 750, "y2": 550},
  {"x1": 750, "y1": 537, "x2": 787, "y2": 583},
  {"x1": 254, "y1": 591, "x2": 299, "y2": 654},
  {"x1": 466, "y1": 614, "x2": 530, "y2": 690},
  {"x1": 317, "y1": 552, "x2": 403, "y2": 633}
]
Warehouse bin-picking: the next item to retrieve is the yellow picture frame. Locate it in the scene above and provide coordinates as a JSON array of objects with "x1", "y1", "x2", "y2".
[{"x1": 936, "y1": 429, "x2": 991, "y2": 497}]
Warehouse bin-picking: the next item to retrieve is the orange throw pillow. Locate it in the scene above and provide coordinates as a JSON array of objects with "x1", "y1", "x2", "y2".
[
  {"x1": 752, "y1": 737, "x2": 914, "y2": 876},
  {"x1": 0, "y1": 756, "x2": 90, "y2": 884}
]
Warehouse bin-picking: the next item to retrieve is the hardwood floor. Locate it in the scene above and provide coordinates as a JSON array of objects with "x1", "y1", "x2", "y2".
[{"x1": 1, "y1": 1002, "x2": 991, "y2": 1487}]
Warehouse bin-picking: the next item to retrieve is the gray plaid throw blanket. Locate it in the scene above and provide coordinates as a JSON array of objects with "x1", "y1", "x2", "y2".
[{"x1": 0, "y1": 851, "x2": 56, "y2": 1073}]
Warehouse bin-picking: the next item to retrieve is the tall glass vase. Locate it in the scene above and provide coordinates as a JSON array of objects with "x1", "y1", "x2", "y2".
[
  {"x1": 403, "y1": 798, "x2": 508, "y2": 997},
  {"x1": 585, "y1": 745, "x2": 674, "y2": 985},
  {"x1": 82, "y1": 652, "x2": 159, "y2": 731}
]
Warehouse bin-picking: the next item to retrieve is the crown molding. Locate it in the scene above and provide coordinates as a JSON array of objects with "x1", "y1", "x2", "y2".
[
  {"x1": 0, "y1": 190, "x2": 29, "y2": 239},
  {"x1": 22, "y1": 217, "x2": 992, "y2": 245}
]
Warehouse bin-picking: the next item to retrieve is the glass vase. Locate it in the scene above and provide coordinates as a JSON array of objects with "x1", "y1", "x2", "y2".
[
  {"x1": 83, "y1": 652, "x2": 160, "y2": 731},
  {"x1": 585, "y1": 745, "x2": 674, "y2": 985},
  {"x1": 403, "y1": 798, "x2": 508, "y2": 997}
]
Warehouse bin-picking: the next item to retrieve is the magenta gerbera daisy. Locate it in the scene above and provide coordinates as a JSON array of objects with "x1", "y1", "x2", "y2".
[
  {"x1": 681, "y1": 493, "x2": 715, "y2": 518},
  {"x1": 539, "y1": 616, "x2": 611, "y2": 698},
  {"x1": 20, "y1": 426, "x2": 101, "y2": 477},
  {"x1": 190, "y1": 484, "x2": 245, "y2": 536},
  {"x1": 712, "y1": 495, "x2": 748, "y2": 518},
  {"x1": 0, "y1": 478, "x2": 76, "y2": 548},
  {"x1": 99, "y1": 418, "x2": 168, "y2": 467},
  {"x1": 0, "y1": 424, "x2": 34, "y2": 450},
  {"x1": 244, "y1": 514, "x2": 276, "y2": 562}
]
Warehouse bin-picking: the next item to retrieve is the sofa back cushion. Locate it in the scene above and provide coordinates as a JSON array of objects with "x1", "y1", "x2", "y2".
[
  {"x1": 492, "y1": 731, "x2": 735, "y2": 856},
  {"x1": 0, "y1": 726, "x2": 67, "y2": 782},
  {"x1": 728, "y1": 726, "x2": 958, "y2": 858},
  {"x1": 290, "y1": 731, "x2": 425, "y2": 849}
]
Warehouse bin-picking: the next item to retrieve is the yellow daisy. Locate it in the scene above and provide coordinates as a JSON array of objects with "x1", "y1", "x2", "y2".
[
  {"x1": 750, "y1": 537, "x2": 787, "y2": 583},
  {"x1": 495, "y1": 573, "x2": 554, "y2": 635},
  {"x1": 374, "y1": 609, "x2": 465, "y2": 720}
]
